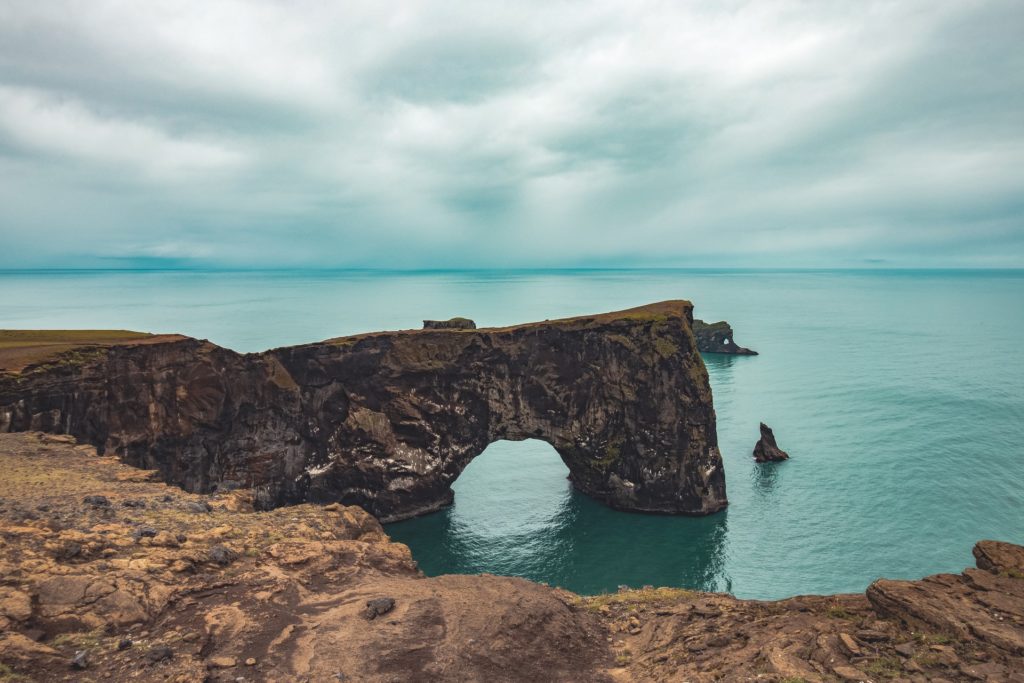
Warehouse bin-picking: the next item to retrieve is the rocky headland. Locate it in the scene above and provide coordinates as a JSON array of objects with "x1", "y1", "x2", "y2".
[
  {"x1": 691, "y1": 319, "x2": 757, "y2": 355},
  {"x1": 0, "y1": 302, "x2": 727, "y2": 521},
  {"x1": 1, "y1": 432, "x2": 1022, "y2": 682}
]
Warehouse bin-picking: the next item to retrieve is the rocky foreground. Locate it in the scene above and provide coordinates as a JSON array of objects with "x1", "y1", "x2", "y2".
[{"x1": 1, "y1": 433, "x2": 1022, "y2": 682}]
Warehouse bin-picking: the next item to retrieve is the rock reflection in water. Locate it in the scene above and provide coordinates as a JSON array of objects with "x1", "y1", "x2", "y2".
[{"x1": 386, "y1": 439, "x2": 731, "y2": 595}]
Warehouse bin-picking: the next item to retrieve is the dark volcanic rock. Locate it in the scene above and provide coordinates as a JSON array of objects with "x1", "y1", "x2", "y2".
[
  {"x1": 692, "y1": 319, "x2": 757, "y2": 355},
  {"x1": 363, "y1": 597, "x2": 396, "y2": 620},
  {"x1": 145, "y1": 645, "x2": 173, "y2": 663},
  {"x1": 422, "y1": 317, "x2": 476, "y2": 330},
  {"x1": 0, "y1": 301, "x2": 727, "y2": 521},
  {"x1": 752, "y1": 422, "x2": 789, "y2": 462}
]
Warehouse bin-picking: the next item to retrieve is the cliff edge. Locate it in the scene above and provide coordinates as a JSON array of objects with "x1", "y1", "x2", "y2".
[
  {"x1": 1, "y1": 433, "x2": 1021, "y2": 682},
  {"x1": 0, "y1": 301, "x2": 726, "y2": 521}
]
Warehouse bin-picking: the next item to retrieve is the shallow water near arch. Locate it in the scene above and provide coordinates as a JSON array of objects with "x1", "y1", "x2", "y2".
[{"x1": 1, "y1": 268, "x2": 1022, "y2": 599}]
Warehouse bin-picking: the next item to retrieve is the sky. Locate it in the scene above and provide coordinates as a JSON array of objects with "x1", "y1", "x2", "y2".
[{"x1": 1, "y1": 0, "x2": 1022, "y2": 269}]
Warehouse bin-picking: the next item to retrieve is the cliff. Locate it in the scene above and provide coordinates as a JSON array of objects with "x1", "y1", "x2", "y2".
[
  {"x1": 0, "y1": 301, "x2": 727, "y2": 522},
  {"x1": 1, "y1": 433, "x2": 1022, "y2": 682}
]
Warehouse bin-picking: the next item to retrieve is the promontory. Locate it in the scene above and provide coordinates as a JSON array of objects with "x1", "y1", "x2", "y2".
[{"x1": 0, "y1": 301, "x2": 727, "y2": 521}]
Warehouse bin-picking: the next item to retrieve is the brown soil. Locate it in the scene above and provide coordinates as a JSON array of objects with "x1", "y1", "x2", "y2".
[{"x1": 0, "y1": 331, "x2": 186, "y2": 374}]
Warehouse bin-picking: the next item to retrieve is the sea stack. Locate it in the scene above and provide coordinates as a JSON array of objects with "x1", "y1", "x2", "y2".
[{"x1": 753, "y1": 422, "x2": 789, "y2": 462}]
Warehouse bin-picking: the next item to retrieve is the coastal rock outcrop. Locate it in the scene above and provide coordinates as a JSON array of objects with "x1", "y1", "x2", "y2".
[
  {"x1": 4, "y1": 433, "x2": 1023, "y2": 682},
  {"x1": 692, "y1": 319, "x2": 757, "y2": 355},
  {"x1": 422, "y1": 317, "x2": 476, "y2": 330},
  {"x1": 753, "y1": 422, "x2": 790, "y2": 462},
  {"x1": 0, "y1": 301, "x2": 727, "y2": 521}
]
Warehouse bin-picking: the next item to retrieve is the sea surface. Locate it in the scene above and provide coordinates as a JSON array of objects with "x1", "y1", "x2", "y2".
[{"x1": 1, "y1": 268, "x2": 1022, "y2": 599}]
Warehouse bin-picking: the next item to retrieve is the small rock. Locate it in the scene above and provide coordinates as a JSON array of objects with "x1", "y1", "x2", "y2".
[
  {"x1": 832, "y1": 664, "x2": 868, "y2": 681},
  {"x1": 83, "y1": 495, "x2": 111, "y2": 508},
  {"x1": 186, "y1": 501, "x2": 212, "y2": 514},
  {"x1": 706, "y1": 635, "x2": 730, "y2": 648},
  {"x1": 55, "y1": 540, "x2": 82, "y2": 560},
  {"x1": 132, "y1": 526, "x2": 158, "y2": 541},
  {"x1": 176, "y1": 533, "x2": 188, "y2": 543},
  {"x1": 856, "y1": 629, "x2": 888, "y2": 642},
  {"x1": 245, "y1": 658, "x2": 257, "y2": 666},
  {"x1": 928, "y1": 644, "x2": 960, "y2": 667},
  {"x1": 146, "y1": 645, "x2": 173, "y2": 663},
  {"x1": 71, "y1": 649, "x2": 90, "y2": 669},
  {"x1": 122, "y1": 499, "x2": 146, "y2": 508},
  {"x1": 181, "y1": 632, "x2": 200, "y2": 643},
  {"x1": 839, "y1": 632, "x2": 861, "y2": 656},
  {"x1": 363, "y1": 597, "x2": 395, "y2": 620},
  {"x1": 208, "y1": 656, "x2": 237, "y2": 668},
  {"x1": 894, "y1": 641, "x2": 916, "y2": 657},
  {"x1": 208, "y1": 545, "x2": 237, "y2": 566},
  {"x1": 117, "y1": 638, "x2": 132, "y2": 651}
]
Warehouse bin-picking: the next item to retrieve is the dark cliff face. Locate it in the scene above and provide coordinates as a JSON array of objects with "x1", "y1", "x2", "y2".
[{"x1": 0, "y1": 301, "x2": 727, "y2": 521}]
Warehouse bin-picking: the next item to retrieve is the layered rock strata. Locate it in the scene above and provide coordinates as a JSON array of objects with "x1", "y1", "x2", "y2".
[
  {"x1": 2, "y1": 433, "x2": 1022, "y2": 683},
  {"x1": 0, "y1": 301, "x2": 727, "y2": 521}
]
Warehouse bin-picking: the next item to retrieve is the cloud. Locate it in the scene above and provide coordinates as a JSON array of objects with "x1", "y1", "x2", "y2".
[
  {"x1": 0, "y1": 86, "x2": 245, "y2": 179},
  {"x1": 0, "y1": 0, "x2": 1022, "y2": 268}
]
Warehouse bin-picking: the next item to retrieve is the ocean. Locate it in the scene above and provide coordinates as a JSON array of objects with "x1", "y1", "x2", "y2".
[{"x1": 1, "y1": 268, "x2": 1021, "y2": 599}]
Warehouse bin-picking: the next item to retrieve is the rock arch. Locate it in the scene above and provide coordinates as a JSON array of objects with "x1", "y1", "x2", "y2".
[{"x1": 0, "y1": 301, "x2": 728, "y2": 521}]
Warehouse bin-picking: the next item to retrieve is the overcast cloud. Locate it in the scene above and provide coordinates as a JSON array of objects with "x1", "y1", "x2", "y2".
[{"x1": 1, "y1": 0, "x2": 1022, "y2": 268}]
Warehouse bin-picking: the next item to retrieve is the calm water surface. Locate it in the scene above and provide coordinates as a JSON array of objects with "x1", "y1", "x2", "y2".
[{"x1": 1, "y1": 269, "x2": 1021, "y2": 599}]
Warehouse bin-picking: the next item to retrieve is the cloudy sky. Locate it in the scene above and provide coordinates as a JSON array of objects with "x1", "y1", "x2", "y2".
[{"x1": 1, "y1": 0, "x2": 1022, "y2": 269}]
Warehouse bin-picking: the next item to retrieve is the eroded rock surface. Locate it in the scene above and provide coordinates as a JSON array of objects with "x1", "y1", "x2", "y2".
[
  {"x1": 0, "y1": 301, "x2": 727, "y2": 521},
  {"x1": 753, "y1": 422, "x2": 790, "y2": 462},
  {"x1": 3, "y1": 433, "x2": 1022, "y2": 682},
  {"x1": 0, "y1": 432, "x2": 612, "y2": 683},
  {"x1": 692, "y1": 319, "x2": 757, "y2": 355}
]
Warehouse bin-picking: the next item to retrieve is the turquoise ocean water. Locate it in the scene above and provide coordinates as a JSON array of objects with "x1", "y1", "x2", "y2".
[{"x1": 1, "y1": 269, "x2": 1021, "y2": 599}]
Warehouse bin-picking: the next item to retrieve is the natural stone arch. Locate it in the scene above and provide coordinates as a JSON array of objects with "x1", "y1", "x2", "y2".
[
  {"x1": 278, "y1": 301, "x2": 728, "y2": 520},
  {"x1": 0, "y1": 301, "x2": 728, "y2": 521}
]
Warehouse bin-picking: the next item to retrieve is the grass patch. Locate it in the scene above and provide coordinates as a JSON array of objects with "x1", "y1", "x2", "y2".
[
  {"x1": 0, "y1": 663, "x2": 32, "y2": 682},
  {"x1": 50, "y1": 628, "x2": 105, "y2": 649},
  {"x1": 914, "y1": 632, "x2": 953, "y2": 645},
  {"x1": 653, "y1": 337, "x2": 679, "y2": 359},
  {"x1": 588, "y1": 435, "x2": 625, "y2": 471},
  {"x1": 864, "y1": 656, "x2": 902, "y2": 678},
  {"x1": 826, "y1": 604, "x2": 855, "y2": 620}
]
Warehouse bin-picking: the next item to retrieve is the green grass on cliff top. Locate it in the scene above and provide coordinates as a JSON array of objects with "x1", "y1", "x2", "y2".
[{"x1": 0, "y1": 330, "x2": 175, "y2": 373}]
